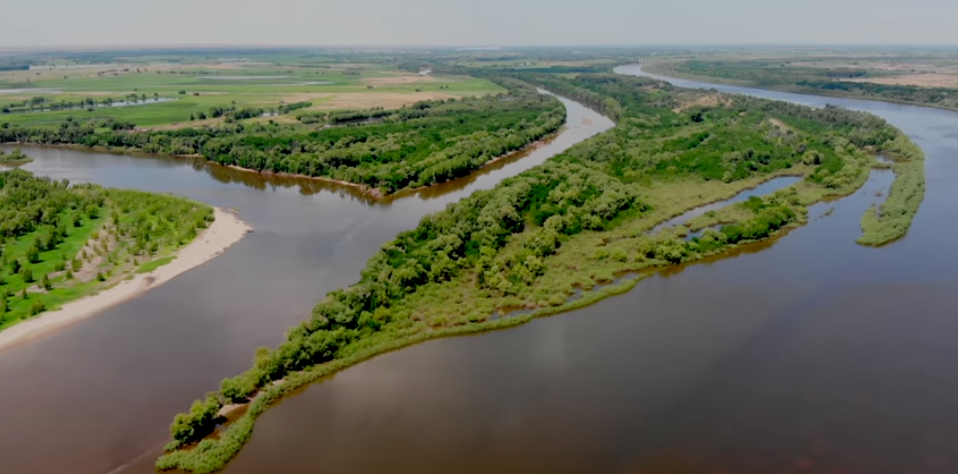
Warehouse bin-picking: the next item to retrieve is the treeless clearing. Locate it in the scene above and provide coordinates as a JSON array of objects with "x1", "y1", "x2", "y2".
[
  {"x1": 246, "y1": 115, "x2": 300, "y2": 125},
  {"x1": 281, "y1": 91, "x2": 456, "y2": 110},
  {"x1": 843, "y1": 74, "x2": 958, "y2": 88},
  {"x1": 148, "y1": 117, "x2": 226, "y2": 131},
  {"x1": 673, "y1": 94, "x2": 729, "y2": 112},
  {"x1": 361, "y1": 75, "x2": 437, "y2": 86}
]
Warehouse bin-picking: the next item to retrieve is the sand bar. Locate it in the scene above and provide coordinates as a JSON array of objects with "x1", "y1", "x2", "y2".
[{"x1": 0, "y1": 207, "x2": 252, "y2": 354}]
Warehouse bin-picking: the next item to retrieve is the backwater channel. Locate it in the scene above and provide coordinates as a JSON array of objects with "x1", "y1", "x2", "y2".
[{"x1": 1, "y1": 68, "x2": 957, "y2": 474}]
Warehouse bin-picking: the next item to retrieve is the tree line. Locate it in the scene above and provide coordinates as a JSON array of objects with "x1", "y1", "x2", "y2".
[{"x1": 0, "y1": 78, "x2": 566, "y2": 195}]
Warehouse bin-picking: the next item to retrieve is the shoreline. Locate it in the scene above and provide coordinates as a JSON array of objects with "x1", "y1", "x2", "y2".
[
  {"x1": 638, "y1": 62, "x2": 958, "y2": 114},
  {"x1": 0, "y1": 207, "x2": 252, "y2": 355},
  {"x1": 219, "y1": 129, "x2": 562, "y2": 202}
]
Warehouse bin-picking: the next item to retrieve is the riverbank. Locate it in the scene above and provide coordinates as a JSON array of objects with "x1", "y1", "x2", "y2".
[
  {"x1": 0, "y1": 208, "x2": 251, "y2": 354},
  {"x1": 641, "y1": 62, "x2": 958, "y2": 114}
]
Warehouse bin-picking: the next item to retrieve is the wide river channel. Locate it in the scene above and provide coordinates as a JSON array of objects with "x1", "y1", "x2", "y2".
[{"x1": 2, "y1": 70, "x2": 957, "y2": 474}]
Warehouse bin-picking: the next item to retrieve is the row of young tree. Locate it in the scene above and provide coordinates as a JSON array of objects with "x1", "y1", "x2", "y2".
[
  {"x1": 2, "y1": 93, "x2": 163, "y2": 114},
  {"x1": 0, "y1": 168, "x2": 214, "y2": 330},
  {"x1": 0, "y1": 169, "x2": 103, "y2": 238}
]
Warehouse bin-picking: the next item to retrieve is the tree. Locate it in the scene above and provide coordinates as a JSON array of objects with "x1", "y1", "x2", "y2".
[
  {"x1": 26, "y1": 245, "x2": 40, "y2": 263},
  {"x1": 29, "y1": 299, "x2": 45, "y2": 316},
  {"x1": 22, "y1": 266, "x2": 33, "y2": 283},
  {"x1": 11, "y1": 259, "x2": 21, "y2": 274},
  {"x1": 41, "y1": 273, "x2": 52, "y2": 290}
]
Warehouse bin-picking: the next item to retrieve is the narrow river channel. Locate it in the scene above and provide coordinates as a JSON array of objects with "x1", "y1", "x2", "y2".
[{"x1": 2, "y1": 68, "x2": 957, "y2": 474}]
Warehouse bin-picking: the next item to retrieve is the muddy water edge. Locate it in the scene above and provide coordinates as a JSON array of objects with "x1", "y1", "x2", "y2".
[
  {"x1": 203, "y1": 68, "x2": 956, "y2": 474},
  {"x1": 0, "y1": 95, "x2": 612, "y2": 474}
]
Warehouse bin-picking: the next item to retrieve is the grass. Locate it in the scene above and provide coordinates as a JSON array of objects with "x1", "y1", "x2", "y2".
[
  {"x1": 857, "y1": 144, "x2": 926, "y2": 245},
  {"x1": 0, "y1": 185, "x2": 213, "y2": 332},
  {"x1": 136, "y1": 256, "x2": 175, "y2": 274},
  {"x1": 0, "y1": 64, "x2": 504, "y2": 128}
]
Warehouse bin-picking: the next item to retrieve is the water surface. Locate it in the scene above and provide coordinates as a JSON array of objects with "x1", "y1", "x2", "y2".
[
  {"x1": 0, "y1": 95, "x2": 612, "y2": 474},
  {"x1": 205, "y1": 67, "x2": 958, "y2": 474}
]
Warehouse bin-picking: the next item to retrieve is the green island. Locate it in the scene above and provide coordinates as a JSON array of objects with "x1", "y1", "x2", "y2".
[
  {"x1": 0, "y1": 166, "x2": 213, "y2": 332},
  {"x1": 155, "y1": 71, "x2": 925, "y2": 473},
  {"x1": 0, "y1": 148, "x2": 33, "y2": 166}
]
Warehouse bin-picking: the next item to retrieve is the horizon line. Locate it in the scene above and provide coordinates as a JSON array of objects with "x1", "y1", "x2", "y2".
[{"x1": 3, "y1": 42, "x2": 958, "y2": 54}]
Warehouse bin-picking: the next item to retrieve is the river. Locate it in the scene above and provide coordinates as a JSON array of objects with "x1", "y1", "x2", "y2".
[
  {"x1": 0, "y1": 95, "x2": 612, "y2": 474},
  {"x1": 2, "y1": 68, "x2": 957, "y2": 474}
]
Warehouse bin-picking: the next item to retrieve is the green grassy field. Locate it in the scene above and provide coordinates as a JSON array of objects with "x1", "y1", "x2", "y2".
[{"x1": 0, "y1": 64, "x2": 503, "y2": 128}]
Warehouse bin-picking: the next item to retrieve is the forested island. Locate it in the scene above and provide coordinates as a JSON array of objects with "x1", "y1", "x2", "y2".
[
  {"x1": 0, "y1": 78, "x2": 565, "y2": 196},
  {"x1": 156, "y1": 70, "x2": 924, "y2": 473},
  {"x1": 647, "y1": 59, "x2": 958, "y2": 112},
  {"x1": 0, "y1": 167, "x2": 214, "y2": 333}
]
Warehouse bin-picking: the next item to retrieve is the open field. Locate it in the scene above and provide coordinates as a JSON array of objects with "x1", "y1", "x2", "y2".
[{"x1": 0, "y1": 61, "x2": 503, "y2": 128}]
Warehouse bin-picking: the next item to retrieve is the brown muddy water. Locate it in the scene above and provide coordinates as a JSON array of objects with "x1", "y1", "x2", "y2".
[
  {"x1": 216, "y1": 69, "x2": 958, "y2": 474},
  {"x1": 0, "y1": 94, "x2": 611, "y2": 474},
  {"x1": 2, "y1": 69, "x2": 958, "y2": 474}
]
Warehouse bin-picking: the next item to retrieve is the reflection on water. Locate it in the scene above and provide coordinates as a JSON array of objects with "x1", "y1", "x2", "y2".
[
  {"x1": 0, "y1": 91, "x2": 614, "y2": 474},
  {"x1": 4, "y1": 68, "x2": 958, "y2": 474},
  {"x1": 204, "y1": 70, "x2": 958, "y2": 474}
]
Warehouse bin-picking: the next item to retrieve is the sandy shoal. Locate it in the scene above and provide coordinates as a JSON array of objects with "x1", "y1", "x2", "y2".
[{"x1": 0, "y1": 207, "x2": 252, "y2": 354}]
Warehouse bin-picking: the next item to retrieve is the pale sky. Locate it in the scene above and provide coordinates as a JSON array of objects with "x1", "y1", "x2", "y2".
[{"x1": 1, "y1": 0, "x2": 955, "y2": 48}]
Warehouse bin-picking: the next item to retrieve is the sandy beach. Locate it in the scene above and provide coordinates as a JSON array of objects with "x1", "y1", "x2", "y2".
[{"x1": 0, "y1": 207, "x2": 252, "y2": 354}]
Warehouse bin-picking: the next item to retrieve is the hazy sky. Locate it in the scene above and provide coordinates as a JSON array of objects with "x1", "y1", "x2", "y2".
[{"x1": 2, "y1": 0, "x2": 955, "y2": 48}]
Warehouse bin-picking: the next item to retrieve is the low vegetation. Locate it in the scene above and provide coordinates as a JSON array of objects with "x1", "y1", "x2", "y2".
[
  {"x1": 0, "y1": 148, "x2": 32, "y2": 166},
  {"x1": 857, "y1": 135, "x2": 926, "y2": 245},
  {"x1": 157, "y1": 71, "x2": 923, "y2": 472},
  {"x1": 0, "y1": 169, "x2": 213, "y2": 331}
]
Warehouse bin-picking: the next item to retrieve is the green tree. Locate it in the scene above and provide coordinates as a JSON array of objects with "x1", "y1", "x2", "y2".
[
  {"x1": 21, "y1": 266, "x2": 33, "y2": 283},
  {"x1": 26, "y1": 245, "x2": 40, "y2": 263},
  {"x1": 29, "y1": 299, "x2": 45, "y2": 316}
]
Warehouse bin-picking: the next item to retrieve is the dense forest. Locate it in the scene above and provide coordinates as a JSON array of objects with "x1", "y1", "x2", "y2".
[
  {"x1": 662, "y1": 59, "x2": 958, "y2": 111},
  {"x1": 0, "y1": 78, "x2": 565, "y2": 195},
  {"x1": 0, "y1": 168, "x2": 213, "y2": 330},
  {"x1": 157, "y1": 71, "x2": 924, "y2": 473}
]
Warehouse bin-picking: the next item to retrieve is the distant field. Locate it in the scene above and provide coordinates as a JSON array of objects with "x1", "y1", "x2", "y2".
[{"x1": 0, "y1": 63, "x2": 503, "y2": 127}]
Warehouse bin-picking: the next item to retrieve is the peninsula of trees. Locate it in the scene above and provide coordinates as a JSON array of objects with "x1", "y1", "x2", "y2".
[
  {"x1": 0, "y1": 78, "x2": 565, "y2": 196},
  {"x1": 0, "y1": 167, "x2": 213, "y2": 331},
  {"x1": 157, "y1": 71, "x2": 924, "y2": 473}
]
